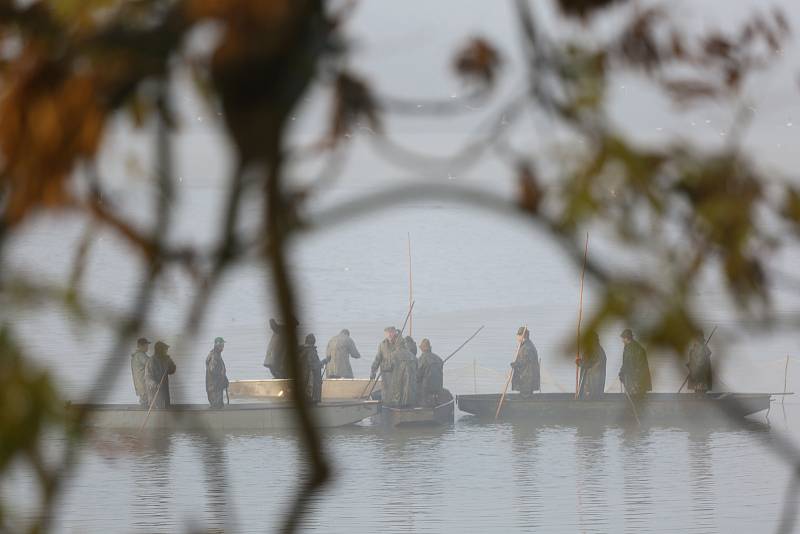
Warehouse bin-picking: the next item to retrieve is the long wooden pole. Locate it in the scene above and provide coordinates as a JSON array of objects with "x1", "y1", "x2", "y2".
[
  {"x1": 575, "y1": 233, "x2": 589, "y2": 399},
  {"x1": 783, "y1": 354, "x2": 790, "y2": 405},
  {"x1": 495, "y1": 325, "x2": 527, "y2": 420},
  {"x1": 139, "y1": 372, "x2": 167, "y2": 433},
  {"x1": 408, "y1": 233, "x2": 413, "y2": 337},
  {"x1": 495, "y1": 370, "x2": 514, "y2": 420},
  {"x1": 622, "y1": 385, "x2": 641, "y2": 427},
  {"x1": 443, "y1": 325, "x2": 485, "y2": 364}
]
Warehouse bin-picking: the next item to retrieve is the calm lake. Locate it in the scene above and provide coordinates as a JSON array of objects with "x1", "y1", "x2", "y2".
[{"x1": 4, "y1": 186, "x2": 800, "y2": 533}]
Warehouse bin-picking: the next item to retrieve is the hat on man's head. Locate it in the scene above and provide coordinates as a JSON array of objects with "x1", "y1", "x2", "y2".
[
  {"x1": 214, "y1": 337, "x2": 225, "y2": 344},
  {"x1": 154, "y1": 341, "x2": 169, "y2": 353},
  {"x1": 620, "y1": 328, "x2": 634, "y2": 339},
  {"x1": 516, "y1": 326, "x2": 529, "y2": 337},
  {"x1": 137, "y1": 337, "x2": 151, "y2": 345}
]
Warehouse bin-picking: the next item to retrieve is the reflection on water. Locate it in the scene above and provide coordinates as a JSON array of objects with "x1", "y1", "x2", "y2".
[
  {"x1": 3, "y1": 407, "x2": 793, "y2": 533},
  {"x1": 688, "y1": 431, "x2": 715, "y2": 534},
  {"x1": 575, "y1": 424, "x2": 611, "y2": 534},
  {"x1": 509, "y1": 423, "x2": 542, "y2": 531}
]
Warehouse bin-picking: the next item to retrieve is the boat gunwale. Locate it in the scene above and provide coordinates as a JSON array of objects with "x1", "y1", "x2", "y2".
[{"x1": 72, "y1": 400, "x2": 381, "y2": 412}]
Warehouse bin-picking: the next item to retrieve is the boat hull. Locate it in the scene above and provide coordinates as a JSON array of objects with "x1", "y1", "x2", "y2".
[
  {"x1": 76, "y1": 400, "x2": 380, "y2": 431},
  {"x1": 378, "y1": 399, "x2": 455, "y2": 428},
  {"x1": 228, "y1": 378, "x2": 380, "y2": 401},
  {"x1": 457, "y1": 392, "x2": 773, "y2": 424}
]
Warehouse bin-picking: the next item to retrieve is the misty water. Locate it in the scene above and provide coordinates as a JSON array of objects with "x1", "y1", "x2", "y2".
[{"x1": 4, "y1": 185, "x2": 800, "y2": 533}]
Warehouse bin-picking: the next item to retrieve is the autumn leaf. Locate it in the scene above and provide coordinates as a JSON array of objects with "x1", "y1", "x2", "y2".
[
  {"x1": 328, "y1": 72, "x2": 381, "y2": 145},
  {"x1": 557, "y1": 0, "x2": 627, "y2": 19},
  {"x1": 517, "y1": 163, "x2": 543, "y2": 214},
  {"x1": 453, "y1": 37, "x2": 501, "y2": 87}
]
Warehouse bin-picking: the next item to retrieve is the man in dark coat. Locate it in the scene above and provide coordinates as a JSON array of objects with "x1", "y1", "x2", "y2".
[
  {"x1": 618, "y1": 329, "x2": 652, "y2": 397},
  {"x1": 686, "y1": 331, "x2": 712, "y2": 393},
  {"x1": 387, "y1": 330, "x2": 417, "y2": 407},
  {"x1": 417, "y1": 338, "x2": 444, "y2": 407},
  {"x1": 511, "y1": 327, "x2": 540, "y2": 397},
  {"x1": 145, "y1": 341, "x2": 176, "y2": 408},
  {"x1": 205, "y1": 337, "x2": 229, "y2": 408},
  {"x1": 371, "y1": 327, "x2": 400, "y2": 403},
  {"x1": 299, "y1": 334, "x2": 325, "y2": 403},
  {"x1": 131, "y1": 337, "x2": 151, "y2": 406},
  {"x1": 325, "y1": 329, "x2": 361, "y2": 379},
  {"x1": 405, "y1": 336, "x2": 417, "y2": 357},
  {"x1": 578, "y1": 332, "x2": 607, "y2": 399},
  {"x1": 264, "y1": 317, "x2": 298, "y2": 379}
]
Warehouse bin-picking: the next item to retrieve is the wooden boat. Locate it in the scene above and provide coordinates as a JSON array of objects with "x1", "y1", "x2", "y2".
[
  {"x1": 76, "y1": 400, "x2": 380, "y2": 431},
  {"x1": 378, "y1": 398, "x2": 455, "y2": 428},
  {"x1": 228, "y1": 378, "x2": 380, "y2": 401},
  {"x1": 457, "y1": 392, "x2": 775, "y2": 424}
]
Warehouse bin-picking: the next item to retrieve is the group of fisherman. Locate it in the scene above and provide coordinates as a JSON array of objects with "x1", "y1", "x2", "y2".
[
  {"x1": 130, "y1": 320, "x2": 713, "y2": 409},
  {"x1": 130, "y1": 336, "x2": 228, "y2": 409},
  {"x1": 511, "y1": 326, "x2": 713, "y2": 399},
  {"x1": 264, "y1": 319, "x2": 449, "y2": 408}
]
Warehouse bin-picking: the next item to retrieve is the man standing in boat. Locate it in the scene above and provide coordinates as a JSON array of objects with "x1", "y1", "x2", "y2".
[
  {"x1": 371, "y1": 327, "x2": 402, "y2": 404},
  {"x1": 145, "y1": 341, "x2": 177, "y2": 409},
  {"x1": 325, "y1": 329, "x2": 361, "y2": 379},
  {"x1": 511, "y1": 326, "x2": 540, "y2": 398},
  {"x1": 618, "y1": 329, "x2": 652, "y2": 398},
  {"x1": 264, "y1": 316, "x2": 297, "y2": 379},
  {"x1": 130, "y1": 337, "x2": 151, "y2": 407},
  {"x1": 205, "y1": 337, "x2": 229, "y2": 408},
  {"x1": 405, "y1": 336, "x2": 417, "y2": 357},
  {"x1": 578, "y1": 332, "x2": 607, "y2": 399},
  {"x1": 686, "y1": 330, "x2": 712, "y2": 393},
  {"x1": 389, "y1": 330, "x2": 418, "y2": 407},
  {"x1": 417, "y1": 338, "x2": 445, "y2": 407},
  {"x1": 299, "y1": 334, "x2": 325, "y2": 403}
]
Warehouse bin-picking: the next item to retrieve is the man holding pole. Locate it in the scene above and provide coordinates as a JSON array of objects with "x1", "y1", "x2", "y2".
[
  {"x1": 145, "y1": 341, "x2": 176, "y2": 409},
  {"x1": 510, "y1": 327, "x2": 540, "y2": 398},
  {"x1": 578, "y1": 331, "x2": 607, "y2": 399},
  {"x1": 371, "y1": 327, "x2": 400, "y2": 403},
  {"x1": 618, "y1": 329, "x2": 651, "y2": 398},
  {"x1": 417, "y1": 338, "x2": 445, "y2": 407},
  {"x1": 686, "y1": 330, "x2": 712, "y2": 393},
  {"x1": 131, "y1": 337, "x2": 151, "y2": 407},
  {"x1": 205, "y1": 337, "x2": 229, "y2": 409}
]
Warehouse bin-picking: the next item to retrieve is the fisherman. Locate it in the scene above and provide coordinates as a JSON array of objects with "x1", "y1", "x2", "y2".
[
  {"x1": 145, "y1": 341, "x2": 177, "y2": 409},
  {"x1": 388, "y1": 329, "x2": 418, "y2": 407},
  {"x1": 417, "y1": 338, "x2": 444, "y2": 407},
  {"x1": 578, "y1": 332, "x2": 607, "y2": 399},
  {"x1": 405, "y1": 335, "x2": 418, "y2": 357},
  {"x1": 618, "y1": 329, "x2": 652, "y2": 398},
  {"x1": 325, "y1": 329, "x2": 361, "y2": 379},
  {"x1": 371, "y1": 327, "x2": 399, "y2": 403},
  {"x1": 205, "y1": 337, "x2": 229, "y2": 409},
  {"x1": 511, "y1": 326, "x2": 540, "y2": 398},
  {"x1": 264, "y1": 316, "x2": 297, "y2": 379},
  {"x1": 686, "y1": 331, "x2": 712, "y2": 393},
  {"x1": 130, "y1": 337, "x2": 151, "y2": 406},
  {"x1": 299, "y1": 334, "x2": 325, "y2": 403}
]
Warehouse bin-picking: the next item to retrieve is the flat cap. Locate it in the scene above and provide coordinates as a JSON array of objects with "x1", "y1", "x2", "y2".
[{"x1": 620, "y1": 328, "x2": 634, "y2": 339}]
